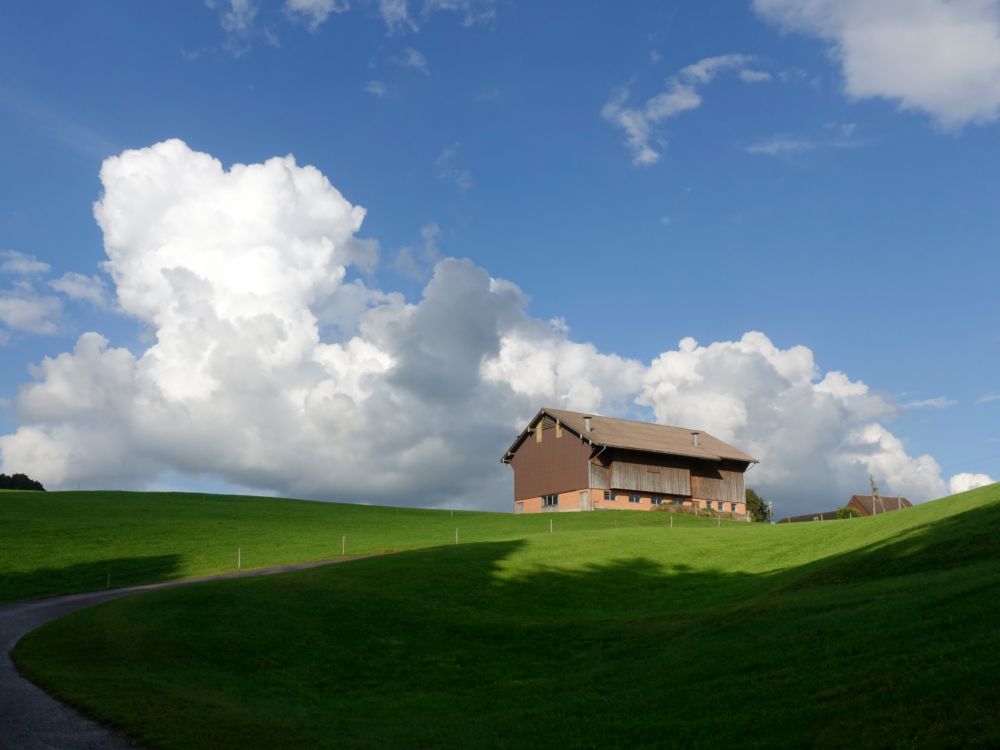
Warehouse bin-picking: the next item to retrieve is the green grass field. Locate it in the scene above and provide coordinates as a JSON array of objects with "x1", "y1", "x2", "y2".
[
  {"x1": 0, "y1": 490, "x2": 723, "y2": 604},
  {"x1": 11, "y1": 484, "x2": 1000, "y2": 749}
]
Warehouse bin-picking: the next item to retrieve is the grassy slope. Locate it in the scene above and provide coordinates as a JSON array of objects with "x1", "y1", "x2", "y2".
[
  {"x1": 0, "y1": 490, "x2": 720, "y2": 604},
  {"x1": 13, "y1": 484, "x2": 1000, "y2": 749}
]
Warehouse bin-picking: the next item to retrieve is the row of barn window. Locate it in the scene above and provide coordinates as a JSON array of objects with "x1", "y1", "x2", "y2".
[{"x1": 540, "y1": 493, "x2": 740, "y2": 512}]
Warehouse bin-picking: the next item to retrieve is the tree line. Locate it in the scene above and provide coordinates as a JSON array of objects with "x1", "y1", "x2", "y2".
[{"x1": 0, "y1": 473, "x2": 46, "y2": 491}]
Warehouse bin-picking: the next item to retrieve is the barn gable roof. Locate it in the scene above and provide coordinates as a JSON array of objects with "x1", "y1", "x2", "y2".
[
  {"x1": 848, "y1": 495, "x2": 912, "y2": 514},
  {"x1": 501, "y1": 407, "x2": 757, "y2": 465}
]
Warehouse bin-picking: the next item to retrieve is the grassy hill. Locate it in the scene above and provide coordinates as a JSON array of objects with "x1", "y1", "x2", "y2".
[
  {"x1": 0, "y1": 490, "x2": 722, "y2": 604},
  {"x1": 12, "y1": 484, "x2": 1000, "y2": 749}
]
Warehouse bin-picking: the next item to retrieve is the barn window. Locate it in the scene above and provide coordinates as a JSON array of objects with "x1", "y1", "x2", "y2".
[
  {"x1": 651, "y1": 496, "x2": 663, "y2": 506},
  {"x1": 629, "y1": 494, "x2": 641, "y2": 503},
  {"x1": 604, "y1": 491, "x2": 613, "y2": 501},
  {"x1": 542, "y1": 494, "x2": 558, "y2": 507}
]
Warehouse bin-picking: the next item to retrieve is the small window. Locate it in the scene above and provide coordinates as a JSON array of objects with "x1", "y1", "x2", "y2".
[
  {"x1": 651, "y1": 496, "x2": 663, "y2": 506},
  {"x1": 604, "y1": 491, "x2": 613, "y2": 501},
  {"x1": 542, "y1": 494, "x2": 558, "y2": 507},
  {"x1": 629, "y1": 494, "x2": 641, "y2": 504}
]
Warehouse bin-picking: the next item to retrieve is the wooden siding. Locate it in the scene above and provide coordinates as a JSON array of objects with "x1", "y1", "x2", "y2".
[
  {"x1": 589, "y1": 462, "x2": 610, "y2": 490},
  {"x1": 610, "y1": 461, "x2": 691, "y2": 495},
  {"x1": 690, "y1": 463, "x2": 745, "y2": 503},
  {"x1": 509, "y1": 425, "x2": 590, "y2": 501}
]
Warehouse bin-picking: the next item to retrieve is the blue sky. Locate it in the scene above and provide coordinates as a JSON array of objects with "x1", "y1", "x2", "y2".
[{"x1": 0, "y1": 0, "x2": 997, "y2": 512}]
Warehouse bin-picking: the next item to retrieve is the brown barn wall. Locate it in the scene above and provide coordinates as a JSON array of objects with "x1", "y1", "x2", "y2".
[
  {"x1": 599, "y1": 450, "x2": 748, "y2": 501},
  {"x1": 509, "y1": 425, "x2": 591, "y2": 501},
  {"x1": 589, "y1": 462, "x2": 610, "y2": 490},
  {"x1": 847, "y1": 497, "x2": 872, "y2": 516},
  {"x1": 611, "y1": 461, "x2": 691, "y2": 495},
  {"x1": 689, "y1": 460, "x2": 746, "y2": 503}
]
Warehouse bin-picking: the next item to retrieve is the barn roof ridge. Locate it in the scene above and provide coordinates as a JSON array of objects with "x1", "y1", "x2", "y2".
[{"x1": 502, "y1": 406, "x2": 757, "y2": 465}]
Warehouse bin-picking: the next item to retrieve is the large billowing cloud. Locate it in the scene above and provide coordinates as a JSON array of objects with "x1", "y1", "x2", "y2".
[
  {"x1": 0, "y1": 140, "x2": 974, "y2": 512},
  {"x1": 638, "y1": 334, "x2": 949, "y2": 509},
  {"x1": 754, "y1": 0, "x2": 1000, "y2": 128}
]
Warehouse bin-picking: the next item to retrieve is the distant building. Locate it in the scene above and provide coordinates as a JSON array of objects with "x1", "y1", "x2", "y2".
[
  {"x1": 501, "y1": 407, "x2": 757, "y2": 517},
  {"x1": 845, "y1": 494, "x2": 912, "y2": 516},
  {"x1": 778, "y1": 493, "x2": 913, "y2": 523}
]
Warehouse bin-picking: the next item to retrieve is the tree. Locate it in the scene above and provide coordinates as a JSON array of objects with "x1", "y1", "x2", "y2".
[
  {"x1": 745, "y1": 488, "x2": 771, "y2": 523},
  {"x1": 836, "y1": 505, "x2": 861, "y2": 519},
  {"x1": 0, "y1": 473, "x2": 46, "y2": 491}
]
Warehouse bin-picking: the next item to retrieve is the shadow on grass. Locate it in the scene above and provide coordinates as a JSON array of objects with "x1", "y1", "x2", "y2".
[
  {"x1": 784, "y1": 499, "x2": 1000, "y2": 589},
  {"x1": 12, "y1": 497, "x2": 1000, "y2": 750},
  {"x1": 0, "y1": 554, "x2": 184, "y2": 605}
]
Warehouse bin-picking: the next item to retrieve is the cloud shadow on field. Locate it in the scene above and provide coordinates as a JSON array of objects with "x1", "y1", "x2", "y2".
[
  {"x1": 13, "y1": 496, "x2": 1000, "y2": 749},
  {"x1": 0, "y1": 554, "x2": 183, "y2": 605}
]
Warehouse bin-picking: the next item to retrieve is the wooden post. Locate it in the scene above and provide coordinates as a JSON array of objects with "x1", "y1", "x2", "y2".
[
  {"x1": 237, "y1": 547, "x2": 241, "y2": 570},
  {"x1": 550, "y1": 518, "x2": 553, "y2": 534},
  {"x1": 455, "y1": 528, "x2": 459, "y2": 544},
  {"x1": 342, "y1": 535, "x2": 346, "y2": 555},
  {"x1": 670, "y1": 514, "x2": 673, "y2": 529}
]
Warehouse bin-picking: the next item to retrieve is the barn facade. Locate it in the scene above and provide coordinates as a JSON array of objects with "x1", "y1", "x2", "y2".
[{"x1": 501, "y1": 408, "x2": 757, "y2": 517}]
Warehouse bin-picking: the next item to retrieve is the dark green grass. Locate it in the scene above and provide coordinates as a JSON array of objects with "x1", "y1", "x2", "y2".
[
  {"x1": 14, "y1": 484, "x2": 1000, "y2": 749},
  {"x1": 0, "y1": 490, "x2": 725, "y2": 603}
]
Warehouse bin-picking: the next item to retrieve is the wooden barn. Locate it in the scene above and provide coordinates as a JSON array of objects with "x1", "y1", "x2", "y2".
[
  {"x1": 501, "y1": 408, "x2": 757, "y2": 517},
  {"x1": 845, "y1": 494, "x2": 911, "y2": 516}
]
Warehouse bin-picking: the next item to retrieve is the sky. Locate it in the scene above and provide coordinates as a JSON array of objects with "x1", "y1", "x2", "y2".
[{"x1": 0, "y1": 0, "x2": 997, "y2": 515}]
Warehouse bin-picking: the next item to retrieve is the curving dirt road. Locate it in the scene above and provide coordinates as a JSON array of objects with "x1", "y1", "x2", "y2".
[{"x1": 0, "y1": 558, "x2": 356, "y2": 750}]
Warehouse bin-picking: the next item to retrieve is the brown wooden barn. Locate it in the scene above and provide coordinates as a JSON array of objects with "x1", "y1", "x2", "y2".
[
  {"x1": 845, "y1": 494, "x2": 911, "y2": 516},
  {"x1": 501, "y1": 408, "x2": 757, "y2": 517}
]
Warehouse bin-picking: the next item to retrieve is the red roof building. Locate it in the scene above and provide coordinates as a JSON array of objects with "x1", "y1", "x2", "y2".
[{"x1": 846, "y1": 494, "x2": 912, "y2": 516}]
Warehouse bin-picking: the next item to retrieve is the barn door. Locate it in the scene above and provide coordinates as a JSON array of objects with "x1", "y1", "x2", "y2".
[{"x1": 579, "y1": 491, "x2": 591, "y2": 511}]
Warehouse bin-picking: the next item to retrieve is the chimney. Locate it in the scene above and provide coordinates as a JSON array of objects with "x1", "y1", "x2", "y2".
[
  {"x1": 691, "y1": 431, "x2": 700, "y2": 447},
  {"x1": 583, "y1": 416, "x2": 592, "y2": 433}
]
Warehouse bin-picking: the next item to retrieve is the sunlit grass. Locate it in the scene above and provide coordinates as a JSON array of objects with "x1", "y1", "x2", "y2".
[
  {"x1": 12, "y1": 484, "x2": 1000, "y2": 749},
  {"x1": 0, "y1": 489, "x2": 727, "y2": 603}
]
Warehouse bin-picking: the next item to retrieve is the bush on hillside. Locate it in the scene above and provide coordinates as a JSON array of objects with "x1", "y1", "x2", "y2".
[
  {"x1": 836, "y1": 506, "x2": 862, "y2": 519},
  {"x1": 0, "y1": 473, "x2": 46, "y2": 491},
  {"x1": 652, "y1": 503, "x2": 720, "y2": 518}
]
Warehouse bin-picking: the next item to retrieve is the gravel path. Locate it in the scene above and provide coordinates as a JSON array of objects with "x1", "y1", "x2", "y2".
[{"x1": 0, "y1": 558, "x2": 356, "y2": 750}]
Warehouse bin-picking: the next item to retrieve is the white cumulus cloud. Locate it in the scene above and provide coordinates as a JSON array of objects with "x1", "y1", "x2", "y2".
[
  {"x1": 638, "y1": 333, "x2": 950, "y2": 511},
  {"x1": 0, "y1": 140, "x2": 974, "y2": 514},
  {"x1": 754, "y1": 0, "x2": 1000, "y2": 128},
  {"x1": 949, "y1": 472, "x2": 996, "y2": 494}
]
